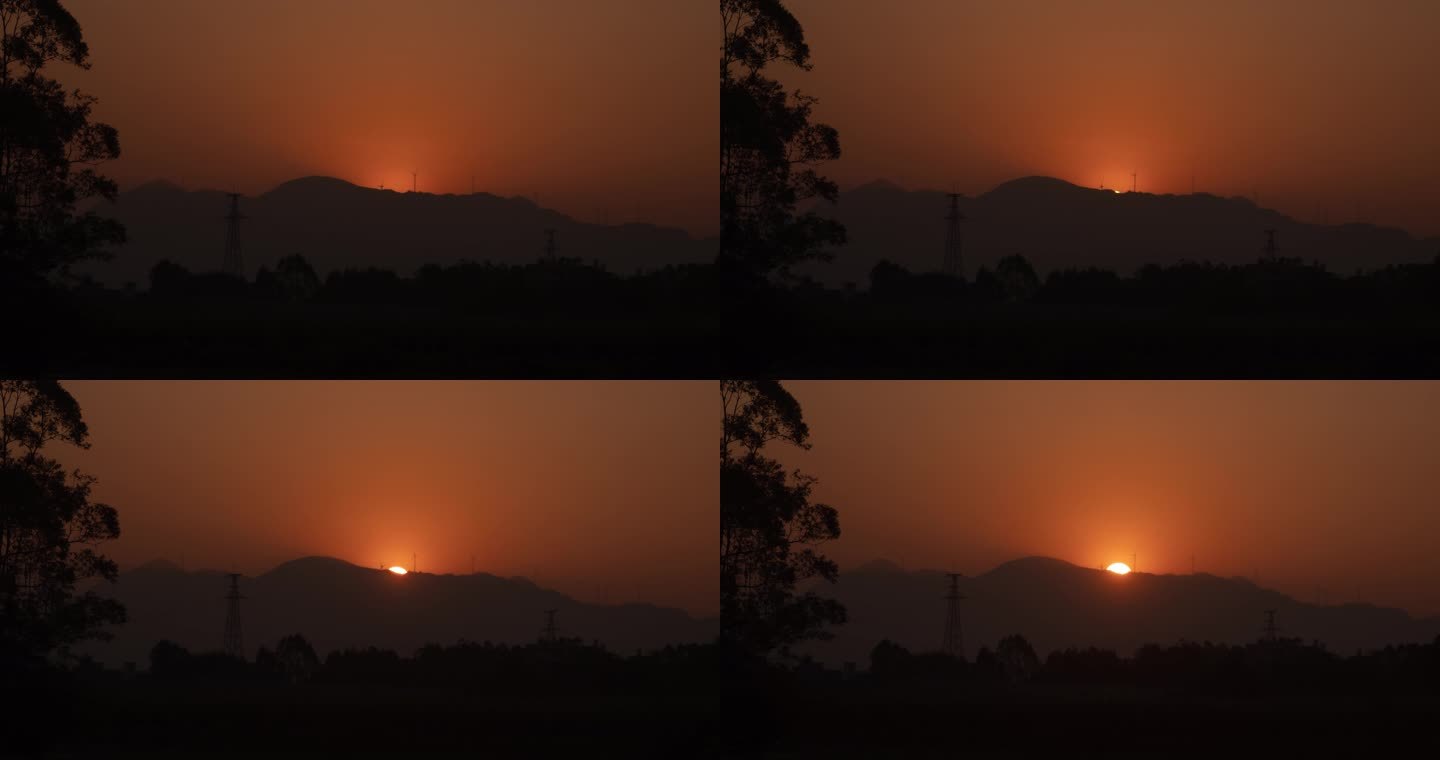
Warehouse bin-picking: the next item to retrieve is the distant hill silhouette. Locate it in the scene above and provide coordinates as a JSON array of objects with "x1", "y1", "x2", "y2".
[
  {"x1": 802, "y1": 177, "x2": 1439, "y2": 287},
  {"x1": 83, "y1": 178, "x2": 715, "y2": 287},
  {"x1": 83, "y1": 556, "x2": 715, "y2": 666},
  {"x1": 802, "y1": 556, "x2": 1440, "y2": 666}
]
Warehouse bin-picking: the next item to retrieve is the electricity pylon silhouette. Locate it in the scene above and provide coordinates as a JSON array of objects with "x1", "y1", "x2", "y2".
[
  {"x1": 943, "y1": 193, "x2": 965, "y2": 278},
  {"x1": 222, "y1": 193, "x2": 245, "y2": 278},
  {"x1": 1263, "y1": 229, "x2": 1279, "y2": 261},
  {"x1": 223, "y1": 573, "x2": 245, "y2": 659},
  {"x1": 541, "y1": 609, "x2": 559, "y2": 642},
  {"x1": 942, "y1": 573, "x2": 966, "y2": 659},
  {"x1": 1263, "y1": 609, "x2": 1280, "y2": 642},
  {"x1": 544, "y1": 228, "x2": 557, "y2": 260}
]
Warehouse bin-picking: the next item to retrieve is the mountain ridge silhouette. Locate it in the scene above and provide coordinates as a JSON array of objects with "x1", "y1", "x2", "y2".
[
  {"x1": 83, "y1": 177, "x2": 715, "y2": 287},
  {"x1": 84, "y1": 555, "x2": 715, "y2": 667},
  {"x1": 801, "y1": 555, "x2": 1440, "y2": 667},
  {"x1": 803, "y1": 176, "x2": 1438, "y2": 288}
]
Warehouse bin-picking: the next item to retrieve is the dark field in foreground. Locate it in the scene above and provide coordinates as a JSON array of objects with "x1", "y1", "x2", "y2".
[
  {"x1": 737, "y1": 680, "x2": 1440, "y2": 757},
  {"x1": 7, "y1": 677, "x2": 719, "y2": 758}
]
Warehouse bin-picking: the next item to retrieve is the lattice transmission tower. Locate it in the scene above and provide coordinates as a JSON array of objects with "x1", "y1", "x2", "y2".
[
  {"x1": 1262, "y1": 609, "x2": 1280, "y2": 642},
  {"x1": 541, "y1": 609, "x2": 559, "y2": 642},
  {"x1": 222, "y1": 193, "x2": 246, "y2": 278},
  {"x1": 1263, "y1": 229, "x2": 1279, "y2": 260},
  {"x1": 942, "y1": 573, "x2": 966, "y2": 659},
  {"x1": 223, "y1": 573, "x2": 245, "y2": 659},
  {"x1": 943, "y1": 193, "x2": 965, "y2": 278}
]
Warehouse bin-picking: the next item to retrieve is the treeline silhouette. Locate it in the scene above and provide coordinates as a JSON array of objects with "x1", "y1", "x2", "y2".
[
  {"x1": 141, "y1": 255, "x2": 715, "y2": 316},
  {"x1": 734, "y1": 635, "x2": 1440, "y2": 755},
  {"x1": 10, "y1": 636, "x2": 718, "y2": 756},
  {"x1": 852, "y1": 255, "x2": 1440, "y2": 315},
  {"x1": 137, "y1": 635, "x2": 715, "y2": 696},
  {"x1": 734, "y1": 254, "x2": 1440, "y2": 376},
  {"x1": 23, "y1": 245, "x2": 1440, "y2": 379},
  {"x1": 13, "y1": 256, "x2": 724, "y2": 376},
  {"x1": 849, "y1": 635, "x2": 1440, "y2": 696}
]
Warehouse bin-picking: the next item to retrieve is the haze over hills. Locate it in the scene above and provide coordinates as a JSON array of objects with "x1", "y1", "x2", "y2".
[
  {"x1": 801, "y1": 177, "x2": 1440, "y2": 288},
  {"x1": 82, "y1": 556, "x2": 716, "y2": 668},
  {"x1": 801, "y1": 556, "x2": 1440, "y2": 668},
  {"x1": 82, "y1": 177, "x2": 716, "y2": 288}
]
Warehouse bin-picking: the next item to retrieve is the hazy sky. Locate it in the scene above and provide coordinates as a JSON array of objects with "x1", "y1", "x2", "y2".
[
  {"x1": 782, "y1": 381, "x2": 1440, "y2": 618},
  {"x1": 61, "y1": 0, "x2": 714, "y2": 235},
  {"x1": 784, "y1": 0, "x2": 1440, "y2": 236},
  {"x1": 63, "y1": 382, "x2": 715, "y2": 617}
]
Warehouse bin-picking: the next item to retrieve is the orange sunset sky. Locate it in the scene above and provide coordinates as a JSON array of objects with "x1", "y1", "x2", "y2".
[
  {"x1": 781, "y1": 381, "x2": 1440, "y2": 619},
  {"x1": 62, "y1": 382, "x2": 716, "y2": 618},
  {"x1": 61, "y1": 0, "x2": 714, "y2": 235},
  {"x1": 784, "y1": 0, "x2": 1440, "y2": 236}
]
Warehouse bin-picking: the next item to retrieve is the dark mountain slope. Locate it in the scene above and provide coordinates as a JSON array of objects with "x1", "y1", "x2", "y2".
[
  {"x1": 84, "y1": 556, "x2": 715, "y2": 666},
  {"x1": 802, "y1": 556, "x2": 1439, "y2": 666},
  {"x1": 84, "y1": 177, "x2": 714, "y2": 287},
  {"x1": 803, "y1": 177, "x2": 1437, "y2": 287}
]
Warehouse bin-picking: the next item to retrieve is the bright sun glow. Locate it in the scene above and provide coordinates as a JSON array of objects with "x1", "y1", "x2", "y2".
[
  {"x1": 388, "y1": 566, "x2": 408, "y2": 575},
  {"x1": 1106, "y1": 562, "x2": 1132, "y2": 575}
]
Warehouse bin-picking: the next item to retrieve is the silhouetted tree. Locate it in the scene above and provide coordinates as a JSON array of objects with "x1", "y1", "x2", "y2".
[
  {"x1": 255, "y1": 254, "x2": 321, "y2": 302},
  {"x1": 720, "y1": 380, "x2": 844, "y2": 658},
  {"x1": 972, "y1": 646, "x2": 1003, "y2": 681},
  {"x1": 272, "y1": 633, "x2": 320, "y2": 683},
  {"x1": 994, "y1": 254, "x2": 1041, "y2": 302},
  {"x1": 1040, "y1": 646, "x2": 1127, "y2": 684},
  {"x1": 0, "y1": 381, "x2": 124, "y2": 669},
  {"x1": 995, "y1": 634, "x2": 1040, "y2": 682},
  {"x1": 720, "y1": 0, "x2": 845, "y2": 281},
  {"x1": 148, "y1": 259, "x2": 190, "y2": 297},
  {"x1": 0, "y1": 0, "x2": 124, "y2": 294},
  {"x1": 148, "y1": 639, "x2": 189, "y2": 678}
]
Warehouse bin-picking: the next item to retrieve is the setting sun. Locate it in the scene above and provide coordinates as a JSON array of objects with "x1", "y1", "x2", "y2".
[
  {"x1": 1106, "y1": 562, "x2": 1132, "y2": 575},
  {"x1": 388, "y1": 566, "x2": 408, "y2": 575}
]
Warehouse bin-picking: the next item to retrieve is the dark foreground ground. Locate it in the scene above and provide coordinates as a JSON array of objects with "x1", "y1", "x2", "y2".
[
  {"x1": 14, "y1": 293, "x2": 1440, "y2": 378},
  {"x1": 4, "y1": 677, "x2": 719, "y2": 758},
  {"x1": 731, "y1": 679, "x2": 1440, "y2": 758},
  {"x1": 760, "y1": 300, "x2": 1440, "y2": 378}
]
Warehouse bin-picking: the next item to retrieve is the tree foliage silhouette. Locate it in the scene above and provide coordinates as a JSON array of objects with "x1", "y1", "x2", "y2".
[
  {"x1": 0, "y1": 0, "x2": 124, "y2": 293},
  {"x1": 996, "y1": 633, "x2": 1040, "y2": 682},
  {"x1": 0, "y1": 381, "x2": 124, "y2": 669},
  {"x1": 720, "y1": 0, "x2": 845, "y2": 281},
  {"x1": 720, "y1": 380, "x2": 844, "y2": 657},
  {"x1": 265, "y1": 633, "x2": 320, "y2": 683}
]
